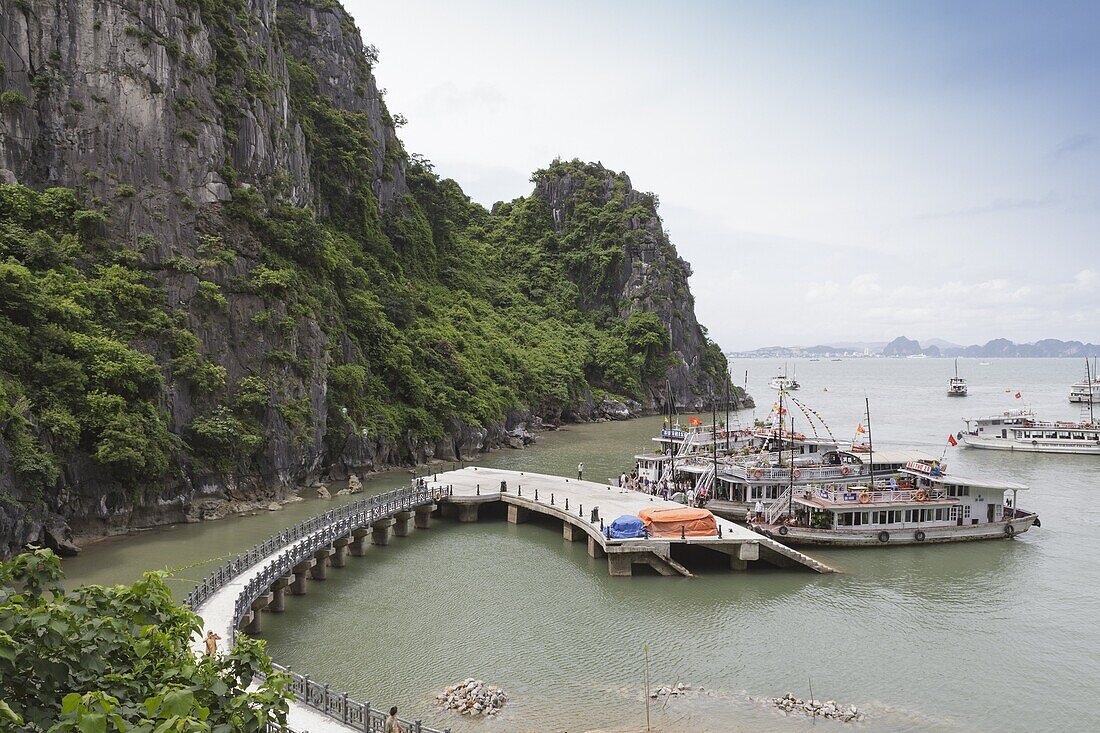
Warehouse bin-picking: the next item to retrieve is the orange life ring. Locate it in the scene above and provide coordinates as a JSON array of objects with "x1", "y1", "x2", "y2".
[
  {"x1": 858, "y1": 491, "x2": 872, "y2": 504},
  {"x1": 752, "y1": 468, "x2": 764, "y2": 479},
  {"x1": 792, "y1": 468, "x2": 802, "y2": 479},
  {"x1": 914, "y1": 490, "x2": 929, "y2": 502},
  {"x1": 840, "y1": 466, "x2": 852, "y2": 476}
]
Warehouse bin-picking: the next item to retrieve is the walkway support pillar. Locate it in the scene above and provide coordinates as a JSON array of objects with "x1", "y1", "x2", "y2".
[
  {"x1": 331, "y1": 537, "x2": 350, "y2": 568},
  {"x1": 507, "y1": 505, "x2": 529, "y2": 524},
  {"x1": 311, "y1": 548, "x2": 332, "y2": 579},
  {"x1": 414, "y1": 504, "x2": 435, "y2": 529},
  {"x1": 350, "y1": 528, "x2": 371, "y2": 556},
  {"x1": 266, "y1": 577, "x2": 289, "y2": 612},
  {"x1": 608, "y1": 553, "x2": 633, "y2": 577},
  {"x1": 291, "y1": 560, "x2": 314, "y2": 595},
  {"x1": 587, "y1": 535, "x2": 606, "y2": 558},
  {"x1": 456, "y1": 503, "x2": 479, "y2": 523},
  {"x1": 372, "y1": 518, "x2": 395, "y2": 545},
  {"x1": 245, "y1": 594, "x2": 272, "y2": 634},
  {"x1": 563, "y1": 521, "x2": 585, "y2": 542},
  {"x1": 393, "y1": 510, "x2": 414, "y2": 537}
]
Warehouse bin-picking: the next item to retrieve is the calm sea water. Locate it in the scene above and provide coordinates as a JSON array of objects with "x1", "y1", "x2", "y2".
[{"x1": 64, "y1": 358, "x2": 1100, "y2": 732}]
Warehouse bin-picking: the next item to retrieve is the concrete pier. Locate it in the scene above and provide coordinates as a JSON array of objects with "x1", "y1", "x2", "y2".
[
  {"x1": 371, "y1": 517, "x2": 394, "y2": 545},
  {"x1": 431, "y1": 466, "x2": 836, "y2": 575},
  {"x1": 350, "y1": 528, "x2": 371, "y2": 556},
  {"x1": 563, "y1": 521, "x2": 585, "y2": 542},
  {"x1": 331, "y1": 537, "x2": 350, "y2": 568},
  {"x1": 266, "y1": 577, "x2": 288, "y2": 612},
  {"x1": 414, "y1": 504, "x2": 435, "y2": 529},
  {"x1": 291, "y1": 560, "x2": 313, "y2": 594},
  {"x1": 311, "y1": 548, "x2": 332, "y2": 579},
  {"x1": 393, "y1": 510, "x2": 414, "y2": 537}
]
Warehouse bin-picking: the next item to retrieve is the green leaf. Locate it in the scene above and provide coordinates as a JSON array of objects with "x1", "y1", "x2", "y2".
[
  {"x1": 77, "y1": 711, "x2": 107, "y2": 733},
  {"x1": 61, "y1": 692, "x2": 83, "y2": 715}
]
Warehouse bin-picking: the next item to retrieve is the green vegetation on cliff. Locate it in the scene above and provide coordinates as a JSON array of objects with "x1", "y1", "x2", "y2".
[{"x1": 0, "y1": 0, "x2": 735, "y2": 538}]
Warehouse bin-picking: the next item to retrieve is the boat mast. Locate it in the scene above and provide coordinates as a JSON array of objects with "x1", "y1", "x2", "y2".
[
  {"x1": 667, "y1": 378, "x2": 676, "y2": 486},
  {"x1": 1087, "y1": 358, "x2": 1096, "y2": 425},
  {"x1": 788, "y1": 411, "x2": 795, "y2": 517},
  {"x1": 865, "y1": 396, "x2": 875, "y2": 487},
  {"x1": 777, "y1": 389, "x2": 784, "y2": 467},
  {"x1": 711, "y1": 393, "x2": 718, "y2": 497},
  {"x1": 725, "y1": 375, "x2": 731, "y2": 452}
]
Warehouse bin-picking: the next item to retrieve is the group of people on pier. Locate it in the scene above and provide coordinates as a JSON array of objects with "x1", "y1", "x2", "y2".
[{"x1": 616, "y1": 468, "x2": 708, "y2": 507}]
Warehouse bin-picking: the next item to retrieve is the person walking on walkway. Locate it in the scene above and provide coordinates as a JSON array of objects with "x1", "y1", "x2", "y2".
[
  {"x1": 384, "y1": 706, "x2": 402, "y2": 733},
  {"x1": 577, "y1": 462, "x2": 584, "y2": 480},
  {"x1": 203, "y1": 630, "x2": 220, "y2": 657},
  {"x1": 754, "y1": 499, "x2": 765, "y2": 521}
]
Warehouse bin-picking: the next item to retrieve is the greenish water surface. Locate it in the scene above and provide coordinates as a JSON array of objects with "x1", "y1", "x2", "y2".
[{"x1": 64, "y1": 358, "x2": 1100, "y2": 732}]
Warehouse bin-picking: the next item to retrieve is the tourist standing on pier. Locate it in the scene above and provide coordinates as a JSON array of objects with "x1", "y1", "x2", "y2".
[
  {"x1": 384, "y1": 707, "x2": 402, "y2": 733},
  {"x1": 578, "y1": 462, "x2": 584, "y2": 480},
  {"x1": 755, "y1": 500, "x2": 765, "y2": 521},
  {"x1": 203, "y1": 630, "x2": 220, "y2": 657}
]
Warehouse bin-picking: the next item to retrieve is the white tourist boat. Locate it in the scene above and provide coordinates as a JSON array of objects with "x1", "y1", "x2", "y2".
[
  {"x1": 768, "y1": 365, "x2": 800, "y2": 390},
  {"x1": 1069, "y1": 379, "x2": 1100, "y2": 404},
  {"x1": 712, "y1": 447, "x2": 933, "y2": 519},
  {"x1": 959, "y1": 409, "x2": 1100, "y2": 455},
  {"x1": 754, "y1": 459, "x2": 1039, "y2": 546},
  {"x1": 948, "y1": 358, "x2": 967, "y2": 397},
  {"x1": 1069, "y1": 360, "x2": 1100, "y2": 404}
]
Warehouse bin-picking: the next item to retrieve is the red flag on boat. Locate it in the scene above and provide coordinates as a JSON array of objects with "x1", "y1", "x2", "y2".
[
  {"x1": 1015, "y1": 391, "x2": 1022, "y2": 399},
  {"x1": 948, "y1": 434, "x2": 958, "y2": 446},
  {"x1": 856, "y1": 423, "x2": 866, "y2": 434},
  {"x1": 689, "y1": 416, "x2": 702, "y2": 426}
]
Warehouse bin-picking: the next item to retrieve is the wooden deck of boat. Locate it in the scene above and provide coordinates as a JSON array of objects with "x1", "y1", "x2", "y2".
[{"x1": 426, "y1": 467, "x2": 836, "y2": 575}]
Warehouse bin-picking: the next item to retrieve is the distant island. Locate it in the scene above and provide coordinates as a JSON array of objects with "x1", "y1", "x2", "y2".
[{"x1": 730, "y1": 337, "x2": 1100, "y2": 358}]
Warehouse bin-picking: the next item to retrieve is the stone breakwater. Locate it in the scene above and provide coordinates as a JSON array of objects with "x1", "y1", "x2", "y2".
[
  {"x1": 436, "y1": 679, "x2": 508, "y2": 717},
  {"x1": 772, "y1": 693, "x2": 866, "y2": 722}
]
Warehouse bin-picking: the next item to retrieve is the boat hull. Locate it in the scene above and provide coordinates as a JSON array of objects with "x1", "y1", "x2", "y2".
[
  {"x1": 960, "y1": 434, "x2": 1100, "y2": 455},
  {"x1": 757, "y1": 515, "x2": 1038, "y2": 546}
]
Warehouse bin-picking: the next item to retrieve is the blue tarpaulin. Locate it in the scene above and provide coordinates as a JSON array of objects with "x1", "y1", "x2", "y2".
[{"x1": 608, "y1": 515, "x2": 646, "y2": 539}]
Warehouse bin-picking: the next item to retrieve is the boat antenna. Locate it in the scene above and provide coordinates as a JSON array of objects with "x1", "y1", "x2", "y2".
[{"x1": 865, "y1": 396, "x2": 875, "y2": 488}]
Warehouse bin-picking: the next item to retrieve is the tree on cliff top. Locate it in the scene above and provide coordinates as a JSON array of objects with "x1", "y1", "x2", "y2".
[{"x1": 0, "y1": 548, "x2": 289, "y2": 731}]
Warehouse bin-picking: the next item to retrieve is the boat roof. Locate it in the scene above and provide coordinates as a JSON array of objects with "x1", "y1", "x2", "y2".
[
  {"x1": 900, "y1": 468, "x2": 1028, "y2": 491},
  {"x1": 848, "y1": 448, "x2": 934, "y2": 464}
]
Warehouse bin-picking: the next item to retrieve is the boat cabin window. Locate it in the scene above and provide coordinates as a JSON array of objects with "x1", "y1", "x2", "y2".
[
  {"x1": 1073, "y1": 432, "x2": 1085, "y2": 440},
  {"x1": 945, "y1": 484, "x2": 969, "y2": 497},
  {"x1": 1059, "y1": 432, "x2": 1070, "y2": 439}
]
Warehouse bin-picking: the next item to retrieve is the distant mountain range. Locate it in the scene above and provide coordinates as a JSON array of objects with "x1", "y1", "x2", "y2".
[{"x1": 729, "y1": 337, "x2": 1100, "y2": 358}]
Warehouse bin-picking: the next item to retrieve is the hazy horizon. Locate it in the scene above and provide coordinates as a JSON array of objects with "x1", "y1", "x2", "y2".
[{"x1": 347, "y1": 0, "x2": 1099, "y2": 351}]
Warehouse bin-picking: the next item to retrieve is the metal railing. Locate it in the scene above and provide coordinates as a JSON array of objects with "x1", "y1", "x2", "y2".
[
  {"x1": 186, "y1": 481, "x2": 452, "y2": 733},
  {"x1": 798, "y1": 486, "x2": 947, "y2": 504}
]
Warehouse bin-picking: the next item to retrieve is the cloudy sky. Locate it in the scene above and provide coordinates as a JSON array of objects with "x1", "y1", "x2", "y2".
[{"x1": 346, "y1": 0, "x2": 1099, "y2": 350}]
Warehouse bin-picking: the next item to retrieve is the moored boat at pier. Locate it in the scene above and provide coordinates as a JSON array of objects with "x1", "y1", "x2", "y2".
[{"x1": 754, "y1": 459, "x2": 1038, "y2": 545}]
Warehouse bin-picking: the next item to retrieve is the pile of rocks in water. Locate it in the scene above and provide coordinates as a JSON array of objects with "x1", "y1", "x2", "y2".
[
  {"x1": 649, "y1": 682, "x2": 696, "y2": 698},
  {"x1": 436, "y1": 679, "x2": 507, "y2": 717},
  {"x1": 772, "y1": 693, "x2": 865, "y2": 723}
]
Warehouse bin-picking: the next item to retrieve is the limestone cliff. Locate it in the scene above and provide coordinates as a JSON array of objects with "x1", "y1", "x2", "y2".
[{"x1": 0, "y1": 0, "x2": 747, "y2": 558}]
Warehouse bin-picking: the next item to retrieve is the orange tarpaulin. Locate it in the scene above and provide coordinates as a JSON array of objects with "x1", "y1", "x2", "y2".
[{"x1": 637, "y1": 507, "x2": 718, "y2": 538}]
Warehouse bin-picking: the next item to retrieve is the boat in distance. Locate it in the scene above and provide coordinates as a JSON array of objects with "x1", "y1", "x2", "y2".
[
  {"x1": 959, "y1": 409, "x2": 1100, "y2": 455},
  {"x1": 948, "y1": 358, "x2": 967, "y2": 397},
  {"x1": 753, "y1": 459, "x2": 1038, "y2": 546}
]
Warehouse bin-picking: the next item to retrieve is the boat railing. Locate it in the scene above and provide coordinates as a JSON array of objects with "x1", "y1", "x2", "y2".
[
  {"x1": 725, "y1": 464, "x2": 867, "y2": 482},
  {"x1": 797, "y1": 486, "x2": 948, "y2": 505}
]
